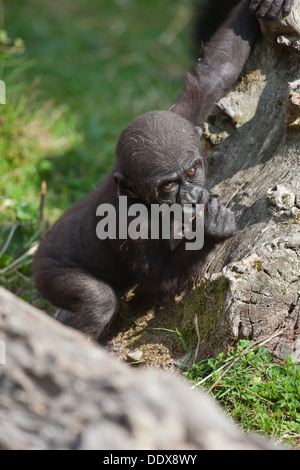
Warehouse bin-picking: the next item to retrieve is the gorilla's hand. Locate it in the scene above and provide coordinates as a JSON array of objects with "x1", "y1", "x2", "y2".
[
  {"x1": 204, "y1": 197, "x2": 236, "y2": 241},
  {"x1": 249, "y1": 0, "x2": 294, "y2": 19}
]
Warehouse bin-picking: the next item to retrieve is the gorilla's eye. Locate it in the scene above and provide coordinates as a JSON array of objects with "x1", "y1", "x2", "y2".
[
  {"x1": 163, "y1": 182, "x2": 177, "y2": 191},
  {"x1": 187, "y1": 166, "x2": 197, "y2": 177}
]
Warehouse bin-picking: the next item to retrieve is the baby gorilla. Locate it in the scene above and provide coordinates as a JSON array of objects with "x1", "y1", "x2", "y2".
[{"x1": 33, "y1": 0, "x2": 293, "y2": 339}]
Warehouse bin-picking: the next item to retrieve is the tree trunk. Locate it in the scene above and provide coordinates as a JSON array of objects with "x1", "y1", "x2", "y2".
[
  {"x1": 106, "y1": 5, "x2": 300, "y2": 366},
  {"x1": 202, "y1": 6, "x2": 300, "y2": 363}
]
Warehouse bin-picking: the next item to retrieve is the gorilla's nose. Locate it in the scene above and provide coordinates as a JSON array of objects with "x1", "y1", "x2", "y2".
[{"x1": 183, "y1": 187, "x2": 209, "y2": 205}]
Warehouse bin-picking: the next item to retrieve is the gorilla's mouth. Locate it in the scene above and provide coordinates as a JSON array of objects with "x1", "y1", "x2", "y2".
[
  {"x1": 182, "y1": 203, "x2": 206, "y2": 222},
  {"x1": 178, "y1": 187, "x2": 208, "y2": 223}
]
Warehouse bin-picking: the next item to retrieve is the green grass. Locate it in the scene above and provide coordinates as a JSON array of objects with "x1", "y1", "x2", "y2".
[
  {"x1": 2, "y1": 0, "x2": 194, "y2": 210},
  {"x1": 185, "y1": 340, "x2": 300, "y2": 447}
]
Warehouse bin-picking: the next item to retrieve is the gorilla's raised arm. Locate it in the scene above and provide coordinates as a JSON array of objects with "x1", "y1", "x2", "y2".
[{"x1": 172, "y1": 0, "x2": 293, "y2": 126}]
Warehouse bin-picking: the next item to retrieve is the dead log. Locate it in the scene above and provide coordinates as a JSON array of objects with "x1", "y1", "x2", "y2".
[
  {"x1": 0, "y1": 287, "x2": 281, "y2": 450},
  {"x1": 201, "y1": 3, "x2": 300, "y2": 362}
]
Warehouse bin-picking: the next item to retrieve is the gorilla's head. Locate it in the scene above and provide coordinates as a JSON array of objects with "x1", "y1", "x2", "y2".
[{"x1": 114, "y1": 110, "x2": 209, "y2": 207}]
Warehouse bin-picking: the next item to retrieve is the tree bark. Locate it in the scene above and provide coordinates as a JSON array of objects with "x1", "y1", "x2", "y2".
[{"x1": 106, "y1": 4, "x2": 300, "y2": 366}]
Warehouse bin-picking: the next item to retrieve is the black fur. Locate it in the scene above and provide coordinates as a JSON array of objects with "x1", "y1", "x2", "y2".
[
  {"x1": 33, "y1": 0, "x2": 293, "y2": 339},
  {"x1": 194, "y1": 0, "x2": 240, "y2": 46}
]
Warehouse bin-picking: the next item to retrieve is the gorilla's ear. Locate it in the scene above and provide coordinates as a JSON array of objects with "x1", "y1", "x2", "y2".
[{"x1": 113, "y1": 172, "x2": 139, "y2": 199}]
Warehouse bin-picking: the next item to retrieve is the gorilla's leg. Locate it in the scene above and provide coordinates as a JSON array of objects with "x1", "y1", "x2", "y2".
[{"x1": 34, "y1": 263, "x2": 119, "y2": 339}]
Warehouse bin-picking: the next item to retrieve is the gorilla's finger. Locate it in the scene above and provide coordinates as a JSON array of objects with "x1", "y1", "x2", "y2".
[
  {"x1": 249, "y1": 0, "x2": 262, "y2": 13},
  {"x1": 265, "y1": 0, "x2": 284, "y2": 18},
  {"x1": 256, "y1": 0, "x2": 276, "y2": 18},
  {"x1": 282, "y1": 0, "x2": 293, "y2": 17}
]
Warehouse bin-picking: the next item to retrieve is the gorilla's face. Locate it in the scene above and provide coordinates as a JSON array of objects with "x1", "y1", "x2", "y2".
[{"x1": 114, "y1": 110, "x2": 209, "y2": 208}]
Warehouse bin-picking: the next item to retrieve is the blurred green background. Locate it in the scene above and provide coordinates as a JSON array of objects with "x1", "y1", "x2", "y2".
[{"x1": 0, "y1": 0, "x2": 201, "y2": 304}]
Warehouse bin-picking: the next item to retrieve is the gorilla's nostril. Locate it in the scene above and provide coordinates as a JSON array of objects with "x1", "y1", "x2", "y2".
[{"x1": 190, "y1": 187, "x2": 200, "y2": 199}]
